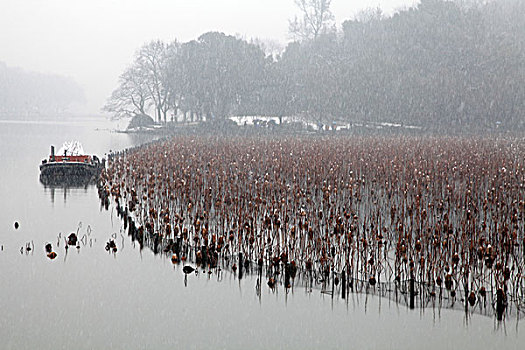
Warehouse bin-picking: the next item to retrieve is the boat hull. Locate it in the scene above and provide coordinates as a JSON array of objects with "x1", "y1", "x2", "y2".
[{"x1": 39, "y1": 162, "x2": 103, "y2": 186}]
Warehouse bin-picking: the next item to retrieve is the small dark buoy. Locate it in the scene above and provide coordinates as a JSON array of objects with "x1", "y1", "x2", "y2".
[
  {"x1": 14, "y1": 222, "x2": 19, "y2": 229},
  {"x1": 45, "y1": 243, "x2": 53, "y2": 253},
  {"x1": 183, "y1": 265, "x2": 195, "y2": 275},
  {"x1": 47, "y1": 252, "x2": 57, "y2": 259}
]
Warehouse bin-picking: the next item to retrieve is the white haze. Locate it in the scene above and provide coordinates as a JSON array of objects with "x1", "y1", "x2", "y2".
[{"x1": 0, "y1": 0, "x2": 418, "y2": 115}]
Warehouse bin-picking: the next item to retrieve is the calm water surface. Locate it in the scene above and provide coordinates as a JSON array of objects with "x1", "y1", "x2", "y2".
[{"x1": 0, "y1": 118, "x2": 523, "y2": 349}]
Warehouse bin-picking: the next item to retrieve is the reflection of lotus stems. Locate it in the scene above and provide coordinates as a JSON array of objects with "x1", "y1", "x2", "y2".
[{"x1": 99, "y1": 135, "x2": 525, "y2": 318}]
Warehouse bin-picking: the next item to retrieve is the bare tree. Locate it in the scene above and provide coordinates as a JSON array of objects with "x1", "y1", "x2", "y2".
[
  {"x1": 289, "y1": 0, "x2": 335, "y2": 41},
  {"x1": 103, "y1": 41, "x2": 171, "y2": 122},
  {"x1": 136, "y1": 40, "x2": 172, "y2": 123},
  {"x1": 102, "y1": 65, "x2": 150, "y2": 120}
]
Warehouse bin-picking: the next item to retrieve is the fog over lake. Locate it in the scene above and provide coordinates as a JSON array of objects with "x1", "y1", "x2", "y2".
[
  {"x1": 1, "y1": 0, "x2": 525, "y2": 349},
  {"x1": 0, "y1": 0, "x2": 416, "y2": 114}
]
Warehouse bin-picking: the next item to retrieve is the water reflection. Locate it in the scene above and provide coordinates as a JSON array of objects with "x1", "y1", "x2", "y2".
[
  {"x1": 3, "y1": 118, "x2": 523, "y2": 349},
  {"x1": 111, "y1": 196, "x2": 525, "y2": 323},
  {"x1": 96, "y1": 180, "x2": 525, "y2": 325},
  {"x1": 40, "y1": 222, "x2": 100, "y2": 263},
  {"x1": 41, "y1": 178, "x2": 94, "y2": 203}
]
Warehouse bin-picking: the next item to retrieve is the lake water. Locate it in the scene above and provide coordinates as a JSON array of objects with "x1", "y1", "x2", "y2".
[{"x1": 0, "y1": 117, "x2": 523, "y2": 349}]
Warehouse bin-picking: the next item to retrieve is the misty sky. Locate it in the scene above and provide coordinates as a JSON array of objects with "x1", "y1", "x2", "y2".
[{"x1": 0, "y1": 0, "x2": 418, "y2": 114}]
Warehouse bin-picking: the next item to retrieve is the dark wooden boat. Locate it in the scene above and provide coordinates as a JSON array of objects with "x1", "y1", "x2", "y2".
[{"x1": 39, "y1": 142, "x2": 104, "y2": 186}]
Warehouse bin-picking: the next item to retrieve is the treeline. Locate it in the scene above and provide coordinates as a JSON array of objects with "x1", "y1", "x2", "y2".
[
  {"x1": 0, "y1": 62, "x2": 84, "y2": 117},
  {"x1": 105, "y1": 0, "x2": 525, "y2": 131}
]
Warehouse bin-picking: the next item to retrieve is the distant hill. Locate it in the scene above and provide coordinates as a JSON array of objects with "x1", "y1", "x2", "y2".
[{"x1": 0, "y1": 61, "x2": 85, "y2": 117}]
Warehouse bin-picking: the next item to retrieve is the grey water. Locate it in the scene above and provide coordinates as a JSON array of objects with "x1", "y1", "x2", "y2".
[{"x1": 0, "y1": 117, "x2": 522, "y2": 349}]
